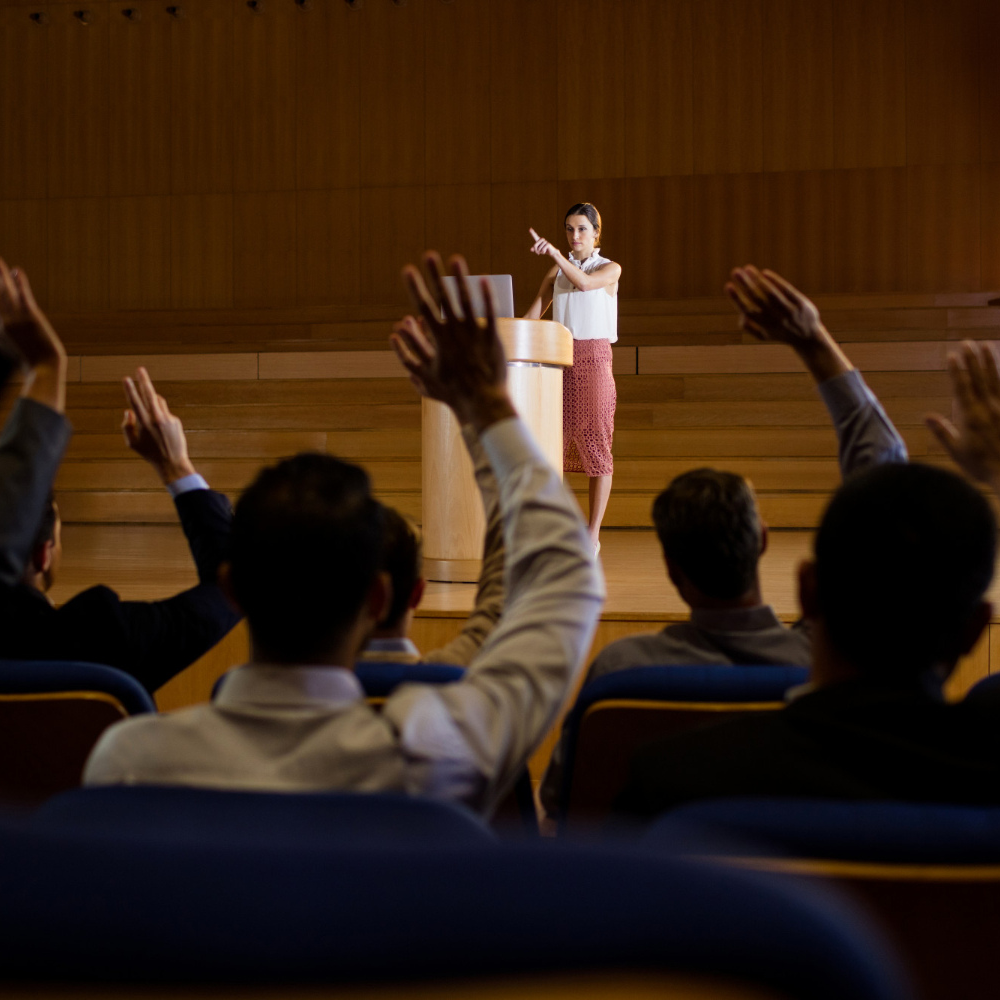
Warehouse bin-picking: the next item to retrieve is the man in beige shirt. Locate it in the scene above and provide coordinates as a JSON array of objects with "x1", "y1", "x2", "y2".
[{"x1": 84, "y1": 253, "x2": 604, "y2": 816}]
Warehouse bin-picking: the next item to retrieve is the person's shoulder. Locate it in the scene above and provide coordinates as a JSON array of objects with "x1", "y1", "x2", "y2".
[{"x1": 589, "y1": 629, "x2": 703, "y2": 678}]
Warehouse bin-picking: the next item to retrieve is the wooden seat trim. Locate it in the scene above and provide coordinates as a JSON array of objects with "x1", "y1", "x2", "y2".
[
  {"x1": 581, "y1": 699, "x2": 787, "y2": 722},
  {"x1": 722, "y1": 855, "x2": 1000, "y2": 882},
  {"x1": 0, "y1": 691, "x2": 131, "y2": 718}
]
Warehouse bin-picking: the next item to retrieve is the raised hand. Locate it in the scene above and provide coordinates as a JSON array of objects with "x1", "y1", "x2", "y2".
[
  {"x1": 392, "y1": 252, "x2": 514, "y2": 434},
  {"x1": 926, "y1": 341, "x2": 1000, "y2": 492},
  {"x1": 725, "y1": 265, "x2": 826, "y2": 347},
  {"x1": 122, "y1": 367, "x2": 197, "y2": 485},
  {"x1": 528, "y1": 227, "x2": 557, "y2": 259},
  {"x1": 0, "y1": 259, "x2": 67, "y2": 412}
]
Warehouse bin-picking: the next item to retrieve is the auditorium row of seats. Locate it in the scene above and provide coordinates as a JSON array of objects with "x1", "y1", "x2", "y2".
[{"x1": 4, "y1": 654, "x2": 1000, "y2": 1000}]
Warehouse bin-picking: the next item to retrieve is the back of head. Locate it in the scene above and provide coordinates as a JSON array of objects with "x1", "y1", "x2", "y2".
[
  {"x1": 652, "y1": 468, "x2": 762, "y2": 600},
  {"x1": 815, "y1": 462, "x2": 996, "y2": 678},
  {"x1": 229, "y1": 453, "x2": 384, "y2": 664},
  {"x1": 378, "y1": 505, "x2": 422, "y2": 630}
]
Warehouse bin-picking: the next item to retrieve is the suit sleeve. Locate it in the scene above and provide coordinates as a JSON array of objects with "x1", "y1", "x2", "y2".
[{"x1": 0, "y1": 399, "x2": 71, "y2": 587}]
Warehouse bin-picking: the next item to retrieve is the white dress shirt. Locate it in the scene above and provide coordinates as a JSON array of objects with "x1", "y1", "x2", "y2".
[{"x1": 83, "y1": 417, "x2": 605, "y2": 815}]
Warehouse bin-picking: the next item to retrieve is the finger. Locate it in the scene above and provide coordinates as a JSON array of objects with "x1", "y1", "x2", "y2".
[
  {"x1": 390, "y1": 331, "x2": 423, "y2": 371},
  {"x1": 946, "y1": 350, "x2": 975, "y2": 413},
  {"x1": 402, "y1": 262, "x2": 442, "y2": 331},
  {"x1": 424, "y1": 251, "x2": 461, "y2": 326},
  {"x1": 762, "y1": 269, "x2": 807, "y2": 309},
  {"x1": 733, "y1": 268, "x2": 769, "y2": 311},
  {"x1": 448, "y1": 255, "x2": 475, "y2": 329},
  {"x1": 925, "y1": 413, "x2": 962, "y2": 462},
  {"x1": 529, "y1": 228, "x2": 540, "y2": 242},
  {"x1": 11, "y1": 268, "x2": 39, "y2": 316},
  {"x1": 480, "y1": 275, "x2": 498, "y2": 338},
  {"x1": 740, "y1": 315, "x2": 769, "y2": 341},
  {"x1": 962, "y1": 340, "x2": 989, "y2": 401},
  {"x1": 135, "y1": 367, "x2": 164, "y2": 424},
  {"x1": 123, "y1": 375, "x2": 151, "y2": 429},
  {"x1": 982, "y1": 342, "x2": 1000, "y2": 398},
  {"x1": 0, "y1": 259, "x2": 18, "y2": 314},
  {"x1": 392, "y1": 317, "x2": 436, "y2": 366},
  {"x1": 725, "y1": 278, "x2": 759, "y2": 316},
  {"x1": 756, "y1": 270, "x2": 797, "y2": 314}
]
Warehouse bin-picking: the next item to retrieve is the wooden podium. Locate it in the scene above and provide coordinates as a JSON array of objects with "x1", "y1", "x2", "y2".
[{"x1": 422, "y1": 318, "x2": 573, "y2": 582}]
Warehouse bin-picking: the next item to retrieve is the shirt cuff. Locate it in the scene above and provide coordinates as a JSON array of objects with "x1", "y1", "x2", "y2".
[
  {"x1": 166, "y1": 472, "x2": 209, "y2": 497},
  {"x1": 817, "y1": 368, "x2": 872, "y2": 423},
  {"x1": 480, "y1": 416, "x2": 549, "y2": 481}
]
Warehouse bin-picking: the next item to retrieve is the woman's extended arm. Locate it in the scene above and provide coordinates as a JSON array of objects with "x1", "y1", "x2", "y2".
[
  {"x1": 524, "y1": 266, "x2": 558, "y2": 319},
  {"x1": 528, "y1": 228, "x2": 621, "y2": 293}
]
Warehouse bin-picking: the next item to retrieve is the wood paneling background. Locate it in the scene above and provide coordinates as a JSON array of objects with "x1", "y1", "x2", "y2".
[{"x1": 0, "y1": 0, "x2": 997, "y2": 317}]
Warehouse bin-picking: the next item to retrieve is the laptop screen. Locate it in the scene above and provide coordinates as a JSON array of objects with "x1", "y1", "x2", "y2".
[{"x1": 440, "y1": 275, "x2": 515, "y2": 320}]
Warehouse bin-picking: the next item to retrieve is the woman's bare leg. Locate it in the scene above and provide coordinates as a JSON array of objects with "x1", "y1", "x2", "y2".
[{"x1": 588, "y1": 474, "x2": 612, "y2": 548}]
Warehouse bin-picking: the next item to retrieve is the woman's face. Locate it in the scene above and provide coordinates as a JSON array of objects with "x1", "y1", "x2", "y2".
[{"x1": 565, "y1": 214, "x2": 597, "y2": 256}]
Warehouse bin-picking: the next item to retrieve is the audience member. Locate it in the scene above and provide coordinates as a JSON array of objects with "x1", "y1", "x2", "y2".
[
  {"x1": 540, "y1": 267, "x2": 907, "y2": 816},
  {"x1": 0, "y1": 364, "x2": 240, "y2": 692},
  {"x1": 0, "y1": 261, "x2": 71, "y2": 588},
  {"x1": 612, "y1": 339, "x2": 1000, "y2": 822},
  {"x1": 83, "y1": 253, "x2": 604, "y2": 817},
  {"x1": 360, "y1": 423, "x2": 503, "y2": 666}
]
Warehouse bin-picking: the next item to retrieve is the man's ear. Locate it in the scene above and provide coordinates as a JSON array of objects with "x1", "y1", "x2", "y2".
[
  {"x1": 958, "y1": 600, "x2": 992, "y2": 657},
  {"x1": 797, "y1": 559, "x2": 819, "y2": 619},
  {"x1": 367, "y1": 571, "x2": 392, "y2": 625},
  {"x1": 217, "y1": 562, "x2": 243, "y2": 615},
  {"x1": 409, "y1": 576, "x2": 426, "y2": 611},
  {"x1": 37, "y1": 540, "x2": 54, "y2": 575}
]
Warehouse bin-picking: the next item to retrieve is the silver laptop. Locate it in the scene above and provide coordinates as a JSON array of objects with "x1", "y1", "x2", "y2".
[{"x1": 441, "y1": 275, "x2": 515, "y2": 320}]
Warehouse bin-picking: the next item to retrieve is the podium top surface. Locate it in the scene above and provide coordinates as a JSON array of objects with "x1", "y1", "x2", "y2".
[{"x1": 496, "y1": 318, "x2": 573, "y2": 367}]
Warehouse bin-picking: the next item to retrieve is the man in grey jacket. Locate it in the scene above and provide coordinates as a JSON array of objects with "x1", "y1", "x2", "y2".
[{"x1": 85, "y1": 253, "x2": 604, "y2": 817}]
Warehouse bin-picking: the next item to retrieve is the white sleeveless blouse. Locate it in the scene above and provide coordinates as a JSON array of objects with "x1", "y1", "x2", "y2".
[{"x1": 552, "y1": 250, "x2": 618, "y2": 343}]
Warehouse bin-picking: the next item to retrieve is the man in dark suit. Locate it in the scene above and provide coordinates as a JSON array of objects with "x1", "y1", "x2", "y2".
[
  {"x1": 0, "y1": 307, "x2": 240, "y2": 693},
  {"x1": 0, "y1": 259, "x2": 72, "y2": 588},
  {"x1": 614, "y1": 337, "x2": 1000, "y2": 823}
]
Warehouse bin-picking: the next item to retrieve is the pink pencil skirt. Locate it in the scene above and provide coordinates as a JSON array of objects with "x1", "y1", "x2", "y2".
[{"x1": 563, "y1": 338, "x2": 616, "y2": 476}]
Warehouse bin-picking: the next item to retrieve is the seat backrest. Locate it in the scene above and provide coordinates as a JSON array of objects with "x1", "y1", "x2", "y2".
[
  {"x1": 649, "y1": 799, "x2": 1000, "y2": 1000},
  {"x1": 0, "y1": 830, "x2": 910, "y2": 1000},
  {"x1": 0, "y1": 660, "x2": 155, "y2": 808},
  {"x1": 560, "y1": 665, "x2": 807, "y2": 830},
  {"x1": 36, "y1": 785, "x2": 495, "y2": 848}
]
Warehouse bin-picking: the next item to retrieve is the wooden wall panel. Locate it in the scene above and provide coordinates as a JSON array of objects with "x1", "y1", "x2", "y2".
[
  {"x1": 233, "y1": 192, "x2": 297, "y2": 308},
  {"x1": 625, "y1": 176, "x2": 696, "y2": 299},
  {"x1": 762, "y1": 0, "x2": 834, "y2": 172},
  {"x1": 490, "y1": 0, "x2": 558, "y2": 184},
  {"x1": 425, "y1": 184, "x2": 492, "y2": 278},
  {"x1": 47, "y1": 198, "x2": 109, "y2": 311},
  {"x1": 557, "y1": 178, "x2": 629, "y2": 281},
  {"x1": 982, "y1": 0, "x2": 1000, "y2": 164},
  {"x1": 762, "y1": 171, "x2": 837, "y2": 292},
  {"x1": 294, "y1": 0, "x2": 360, "y2": 191},
  {"x1": 0, "y1": 8, "x2": 48, "y2": 199},
  {"x1": 831, "y1": 0, "x2": 906, "y2": 169},
  {"x1": 296, "y1": 189, "x2": 361, "y2": 307},
  {"x1": 830, "y1": 168, "x2": 908, "y2": 293},
  {"x1": 425, "y1": 0, "x2": 490, "y2": 186},
  {"x1": 690, "y1": 173, "x2": 765, "y2": 299},
  {"x1": 169, "y1": 0, "x2": 233, "y2": 195},
  {"x1": 109, "y1": 0, "x2": 171, "y2": 196},
  {"x1": 0, "y1": 201, "x2": 48, "y2": 304},
  {"x1": 979, "y1": 164, "x2": 1000, "y2": 291},
  {"x1": 906, "y1": 165, "x2": 981, "y2": 292},
  {"x1": 359, "y1": 0, "x2": 424, "y2": 188},
  {"x1": 624, "y1": 0, "x2": 692, "y2": 178},
  {"x1": 905, "y1": 0, "x2": 981, "y2": 165},
  {"x1": 109, "y1": 196, "x2": 171, "y2": 309},
  {"x1": 691, "y1": 0, "x2": 763, "y2": 175},
  {"x1": 171, "y1": 194, "x2": 233, "y2": 308},
  {"x1": 360, "y1": 187, "x2": 425, "y2": 307},
  {"x1": 490, "y1": 183, "x2": 560, "y2": 315},
  {"x1": 233, "y1": 0, "x2": 296, "y2": 192},
  {"x1": 46, "y1": 2, "x2": 109, "y2": 198},
  {"x1": 558, "y1": 0, "x2": 625, "y2": 180}
]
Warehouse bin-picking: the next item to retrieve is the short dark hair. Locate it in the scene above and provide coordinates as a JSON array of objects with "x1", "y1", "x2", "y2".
[
  {"x1": 815, "y1": 463, "x2": 996, "y2": 677},
  {"x1": 378, "y1": 505, "x2": 422, "y2": 630},
  {"x1": 564, "y1": 203, "x2": 602, "y2": 246},
  {"x1": 229, "y1": 453, "x2": 385, "y2": 664},
  {"x1": 652, "y1": 469, "x2": 762, "y2": 600}
]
